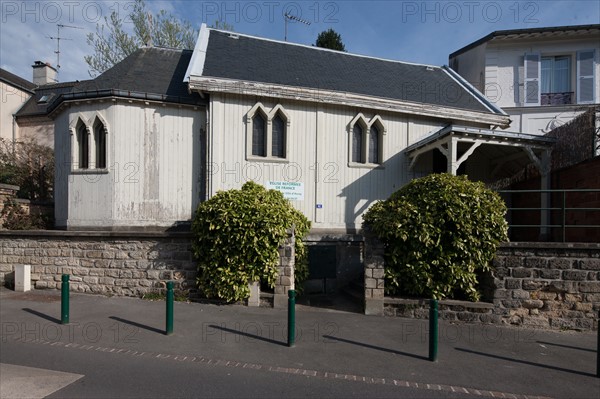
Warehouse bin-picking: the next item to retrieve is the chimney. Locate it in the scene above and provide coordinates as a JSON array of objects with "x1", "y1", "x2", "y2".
[{"x1": 32, "y1": 61, "x2": 58, "y2": 85}]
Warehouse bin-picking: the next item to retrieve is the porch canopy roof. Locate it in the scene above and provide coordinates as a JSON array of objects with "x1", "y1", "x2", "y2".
[{"x1": 405, "y1": 125, "x2": 557, "y2": 177}]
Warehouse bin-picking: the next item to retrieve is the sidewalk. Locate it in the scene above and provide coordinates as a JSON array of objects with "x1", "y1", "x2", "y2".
[{"x1": 1, "y1": 287, "x2": 598, "y2": 399}]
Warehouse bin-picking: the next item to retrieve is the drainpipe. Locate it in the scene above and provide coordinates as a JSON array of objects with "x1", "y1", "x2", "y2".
[
  {"x1": 205, "y1": 103, "x2": 211, "y2": 201},
  {"x1": 11, "y1": 114, "x2": 17, "y2": 154}
]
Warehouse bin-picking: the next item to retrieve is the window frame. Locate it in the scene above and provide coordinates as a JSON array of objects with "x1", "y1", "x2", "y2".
[
  {"x1": 348, "y1": 113, "x2": 385, "y2": 168},
  {"x1": 69, "y1": 112, "x2": 110, "y2": 174},
  {"x1": 246, "y1": 103, "x2": 290, "y2": 162}
]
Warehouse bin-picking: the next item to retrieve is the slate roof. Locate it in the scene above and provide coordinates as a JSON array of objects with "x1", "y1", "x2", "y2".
[
  {"x1": 77, "y1": 47, "x2": 196, "y2": 99},
  {"x1": 16, "y1": 47, "x2": 203, "y2": 118},
  {"x1": 0, "y1": 68, "x2": 36, "y2": 92},
  {"x1": 194, "y1": 29, "x2": 499, "y2": 114},
  {"x1": 17, "y1": 81, "x2": 84, "y2": 117}
]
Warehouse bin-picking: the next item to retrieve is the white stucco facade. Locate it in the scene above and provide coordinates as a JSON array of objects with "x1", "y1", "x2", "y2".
[{"x1": 450, "y1": 26, "x2": 600, "y2": 134}]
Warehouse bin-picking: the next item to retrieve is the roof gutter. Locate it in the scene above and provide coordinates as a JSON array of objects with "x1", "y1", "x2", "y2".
[{"x1": 29, "y1": 89, "x2": 206, "y2": 118}]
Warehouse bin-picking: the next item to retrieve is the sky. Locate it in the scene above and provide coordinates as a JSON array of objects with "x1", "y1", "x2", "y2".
[{"x1": 1, "y1": 0, "x2": 599, "y2": 83}]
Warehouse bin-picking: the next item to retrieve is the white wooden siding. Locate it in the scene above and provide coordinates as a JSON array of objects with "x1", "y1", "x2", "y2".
[
  {"x1": 55, "y1": 100, "x2": 204, "y2": 228},
  {"x1": 209, "y1": 94, "x2": 445, "y2": 229}
]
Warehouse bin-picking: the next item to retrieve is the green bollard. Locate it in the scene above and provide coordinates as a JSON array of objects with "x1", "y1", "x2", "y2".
[
  {"x1": 429, "y1": 299, "x2": 438, "y2": 362},
  {"x1": 288, "y1": 289, "x2": 296, "y2": 347},
  {"x1": 61, "y1": 274, "x2": 70, "y2": 324},
  {"x1": 165, "y1": 281, "x2": 174, "y2": 335}
]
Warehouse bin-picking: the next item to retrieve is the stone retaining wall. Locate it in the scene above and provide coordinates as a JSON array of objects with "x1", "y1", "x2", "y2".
[
  {"x1": 493, "y1": 242, "x2": 600, "y2": 330},
  {"x1": 0, "y1": 230, "x2": 296, "y2": 306},
  {"x1": 367, "y1": 236, "x2": 600, "y2": 331},
  {"x1": 0, "y1": 231, "x2": 197, "y2": 297}
]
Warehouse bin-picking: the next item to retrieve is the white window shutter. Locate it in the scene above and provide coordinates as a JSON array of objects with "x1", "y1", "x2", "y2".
[
  {"x1": 577, "y1": 49, "x2": 596, "y2": 104},
  {"x1": 524, "y1": 53, "x2": 541, "y2": 106}
]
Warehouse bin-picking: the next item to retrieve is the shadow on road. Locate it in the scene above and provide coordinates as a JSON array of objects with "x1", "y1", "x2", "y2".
[
  {"x1": 209, "y1": 324, "x2": 287, "y2": 347},
  {"x1": 536, "y1": 340, "x2": 596, "y2": 353},
  {"x1": 455, "y1": 347, "x2": 596, "y2": 378},
  {"x1": 109, "y1": 316, "x2": 164, "y2": 335},
  {"x1": 322, "y1": 335, "x2": 428, "y2": 360},
  {"x1": 22, "y1": 308, "x2": 60, "y2": 324}
]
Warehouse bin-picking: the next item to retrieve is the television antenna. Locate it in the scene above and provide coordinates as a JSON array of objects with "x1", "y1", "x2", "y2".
[
  {"x1": 284, "y1": 13, "x2": 311, "y2": 41},
  {"x1": 47, "y1": 24, "x2": 83, "y2": 70}
]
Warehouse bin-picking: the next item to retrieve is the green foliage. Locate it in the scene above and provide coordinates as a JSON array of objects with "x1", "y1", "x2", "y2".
[
  {"x1": 210, "y1": 20, "x2": 235, "y2": 31},
  {"x1": 363, "y1": 174, "x2": 508, "y2": 301},
  {"x1": 315, "y1": 28, "x2": 346, "y2": 51},
  {"x1": 191, "y1": 181, "x2": 310, "y2": 302},
  {"x1": 0, "y1": 138, "x2": 54, "y2": 201},
  {"x1": 85, "y1": 0, "x2": 198, "y2": 76},
  {"x1": 1, "y1": 199, "x2": 53, "y2": 230}
]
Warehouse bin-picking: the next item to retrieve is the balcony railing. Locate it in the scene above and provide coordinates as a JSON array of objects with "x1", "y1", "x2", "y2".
[{"x1": 541, "y1": 92, "x2": 574, "y2": 106}]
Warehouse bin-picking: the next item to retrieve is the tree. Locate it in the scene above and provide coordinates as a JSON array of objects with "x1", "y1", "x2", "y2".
[
  {"x1": 210, "y1": 20, "x2": 235, "y2": 31},
  {"x1": 315, "y1": 28, "x2": 346, "y2": 51},
  {"x1": 85, "y1": 0, "x2": 198, "y2": 77}
]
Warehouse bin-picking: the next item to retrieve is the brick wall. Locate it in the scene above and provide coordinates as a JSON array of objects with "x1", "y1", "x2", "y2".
[{"x1": 508, "y1": 157, "x2": 600, "y2": 242}]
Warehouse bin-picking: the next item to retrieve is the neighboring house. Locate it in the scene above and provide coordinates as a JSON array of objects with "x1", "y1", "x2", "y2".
[
  {"x1": 449, "y1": 24, "x2": 600, "y2": 135},
  {"x1": 0, "y1": 68, "x2": 35, "y2": 142},
  {"x1": 2, "y1": 62, "x2": 61, "y2": 148},
  {"x1": 39, "y1": 25, "x2": 558, "y2": 232}
]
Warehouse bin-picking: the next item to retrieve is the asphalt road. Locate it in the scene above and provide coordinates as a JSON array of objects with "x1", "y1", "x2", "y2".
[{"x1": 1, "y1": 288, "x2": 599, "y2": 398}]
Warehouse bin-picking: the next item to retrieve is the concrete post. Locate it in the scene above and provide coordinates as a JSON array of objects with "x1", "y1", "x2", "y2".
[{"x1": 14, "y1": 264, "x2": 31, "y2": 292}]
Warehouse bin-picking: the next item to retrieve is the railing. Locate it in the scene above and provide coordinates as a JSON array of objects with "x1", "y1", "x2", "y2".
[
  {"x1": 497, "y1": 189, "x2": 600, "y2": 243},
  {"x1": 541, "y1": 92, "x2": 574, "y2": 106}
]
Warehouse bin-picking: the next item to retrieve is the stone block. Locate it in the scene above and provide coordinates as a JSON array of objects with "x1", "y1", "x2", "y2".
[
  {"x1": 579, "y1": 281, "x2": 600, "y2": 293},
  {"x1": 522, "y1": 279, "x2": 545, "y2": 291},
  {"x1": 549, "y1": 281, "x2": 577, "y2": 293},
  {"x1": 525, "y1": 257, "x2": 547, "y2": 269},
  {"x1": 548, "y1": 258, "x2": 573, "y2": 270},
  {"x1": 365, "y1": 278, "x2": 377, "y2": 289},
  {"x1": 522, "y1": 299, "x2": 544, "y2": 309},
  {"x1": 579, "y1": 259, "x2": 600, "y2": 270},
  {"x1": 574, "y1": 302, "x2": 593, "y2": 312},
  {"x1": 493, "y1": 267, "x2": 509, "y2": 278},
  {"x1": 371, "y1": 288, "x2": 384, "y2": 299},
  {"x1": 505, "y1": 257, "x2": 524, "y2": 269},
  {"x1": 522, "y1": 316, "x2": 549, "y2": 328},
  {"x1": 537, "y1": 291, "x2": 558, "y2": 300},
  {"x1": 505, "y1": 279, "x2": 521, "y2": 289},
  {"x1": 512, "y1": 290, "x2": 530, "y2": 299},
  {"x1": 562, "y1": 270, "x2": 588, "y2": 281},
  {"x1": 512, "y1": 268, "x2": 531, "y2": 278},
  {"x1": 364, "y1": 298, "x2": 384, "y2": 316},
  {"x1": 372, "y1": 268, "x2": 385, "y2": 279}
]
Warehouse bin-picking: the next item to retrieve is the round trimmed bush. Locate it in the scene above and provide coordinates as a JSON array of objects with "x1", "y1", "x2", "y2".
[
  {"x1": 191, "y1": 181, "x2": 310, "y2": 302},
  {"x1": 363, "y1": 173, "x2": 508, "y2": 301}
]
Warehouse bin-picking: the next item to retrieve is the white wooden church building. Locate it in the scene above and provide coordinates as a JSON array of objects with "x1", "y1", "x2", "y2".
[{"x1": 32, "y1": 24, "x2": 556, "y2": 231}]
